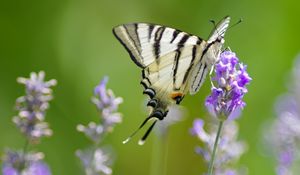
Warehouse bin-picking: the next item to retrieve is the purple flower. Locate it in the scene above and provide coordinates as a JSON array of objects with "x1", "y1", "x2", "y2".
[
  {"x1": 265, "y1": 55, "x2": 300, "y2": 175},
  {"x1": 13, "y1": 71, "x2": 56, "y2": 143},
  {"x1": 77, "y1": 77, "x2": 122, "y2": 174},
  {"x1": 2, "y1": 150, "x2": 51, "y2": 175},
  {"x1": 78, "y1": 77, "x2": 123, "y2": 143},
  {"x1": 205, "y1": 51, "x2": 251, "y2": 120},
  {"x1": 91, "y1": 76, "x2": 123, "y2": 132},
  {"x1": 77, "y1": 122, "x2": 104, "y2": 143},
  {"x1": 191, "y1": 119, "x2": 246, "y2": 174},
  {"x1": 76, "y1": 148, "x2": 112, "y2": 175}
]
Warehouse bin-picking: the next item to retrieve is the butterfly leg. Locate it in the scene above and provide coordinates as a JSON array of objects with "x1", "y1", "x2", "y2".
[{"x1": 209, "y1": 65, "x2": 216, "y2": 88}]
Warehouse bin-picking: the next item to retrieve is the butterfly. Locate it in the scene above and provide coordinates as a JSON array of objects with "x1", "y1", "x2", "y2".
[{"x1": 113, "y1": 16, "x2": 231, "y2": 144}]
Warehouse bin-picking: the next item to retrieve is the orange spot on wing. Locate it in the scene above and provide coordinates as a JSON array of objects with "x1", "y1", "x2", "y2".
[{"x1": 170, "y1": 92, "x2": 183, "y2": 100}]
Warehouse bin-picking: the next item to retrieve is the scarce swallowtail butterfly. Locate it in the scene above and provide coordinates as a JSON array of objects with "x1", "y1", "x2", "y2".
[{"x1": 113, "y1": 16, "x2": 231, "y2": 145}]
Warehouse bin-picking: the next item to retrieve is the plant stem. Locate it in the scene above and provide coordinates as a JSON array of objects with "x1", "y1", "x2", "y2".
[
  {"x1": 162, "y1": 133, "x2": 169, "y2": 175},
  {"x1": 208, "y1": 120, "x2": 224, "y2": 175},
  {"x1": 150, "y1": 134, "x2": 163, "y2": 175},
  {"x1": 23, "y1": 139, "x2": 29, "y2": 155}
]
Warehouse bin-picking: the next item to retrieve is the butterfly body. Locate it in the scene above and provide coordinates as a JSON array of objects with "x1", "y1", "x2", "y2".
[{"x1": 113, "y1": 16, "x2": 230, "y2": 143}]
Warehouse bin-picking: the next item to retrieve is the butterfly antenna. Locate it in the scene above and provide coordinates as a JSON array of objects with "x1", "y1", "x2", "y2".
[
  {"x1": 122, "y1": 115, "x2": 155, "y2": 144},
  {"x1": 228, "y1": 18, "x2": 243, "y2": 30},
  {"x1": 209, "y1": 19, "x2": 217, "y2": 30},
  {"x1": 138, "y1": 119, "x2": 158, "y2": 145},
  {"x1": 210, "y1": 19, "x2": 222, "y2": 38}
]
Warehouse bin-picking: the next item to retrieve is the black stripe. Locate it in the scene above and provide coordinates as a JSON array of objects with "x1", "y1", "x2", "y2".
[
  {"x1": 142, "y1": 70, "x2": 151, "y2": 85},
  {"x1": 200, "y1": 38, "x2": 222, "y2": 62},
  {"x1": 154, "y1": 27, "x2": 166, "y2": 58},
  {"x1": 172, "y1": 50, "x2": 181, "y2": 88},
  {"x1": 124, "y1": 25, "x2": 141, "y2": 52},
  {"x1": 196, "y1": 64, "x2": 207, "y2": 88},
  {"x1": 182, "y1": 46, "x2": 197, "y2": 85},
  {"x1": 178, "y1": 34, "x2": 189, "y2": 46},
  {"x1": 191, "y1": 45, "x2": 197, "y2": 63},
  {"x1": 191, "y1": 63, "x2": 203, "y2": 89},
  {"x1": 112, "y1": 27, "x2": 145, "y2": 68},
  {"x1": 148, "y1": 25, "x2": 154, "y2": 40},
  {"x1": 196, "y1": 37, "x2": 202, "y2": 45},
  {"x1": 140, "y1": 81, "x2": 148, "y2": 89},
  {"x1": 170, "y1": 30, "x2": 180, "y2": 43}
]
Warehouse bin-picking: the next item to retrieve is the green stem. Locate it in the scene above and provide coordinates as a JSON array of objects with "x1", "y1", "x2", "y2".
[
  {"x1": 208, "y1": 120, "x2": 224, "y2": 175},
  {"x1": 150, "y1": 132, "x2": 169, "y2": 175},
  {"x1": 22, "y1": 139, "x2": 29, "y2": 155},
  {"x1": 20, "y1": 139, "x2": 29, "y2": 170},
  {"x1": 150, "y1": 134, "x2": 163, "y2": 175},
  {"x1": 162, "y1": 133, "x2": 169, "y2": 175}
]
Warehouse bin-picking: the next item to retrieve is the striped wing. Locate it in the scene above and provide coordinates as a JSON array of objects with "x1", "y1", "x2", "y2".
[
  {"x1": 189, "y1": 16, "x2": 230, "y2": 94},
  {"x1": 189, "y1": 61, "x2": 209, "y2": 95},
  {"x1": 113, "y1": 23, "x2": 203, "y2": 68},
  {"x1": 141, "y1": 44, "x2": 205, "y2": 105},
  {"x1": 207, "y1": 16, "x2": 230, "y2": 43}
]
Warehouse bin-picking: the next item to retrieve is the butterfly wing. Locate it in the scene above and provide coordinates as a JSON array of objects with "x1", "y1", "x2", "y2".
[
  {"x1": 189, "y1": 16, "x2": 231, "y2": 95},
  {"x1": 207, "y1": 16, "x2": 230, "y2": 43},
  {"x1": 113, "y1": 23, "x2": 203, "y2": 68},
  {"x1": 141, "y1": 45, "x2": 205, "y2": 105}
]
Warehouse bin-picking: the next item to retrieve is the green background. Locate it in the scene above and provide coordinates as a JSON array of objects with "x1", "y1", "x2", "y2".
[{"x1": 1, "y1": 0, "x2": 299, "y2": 174}]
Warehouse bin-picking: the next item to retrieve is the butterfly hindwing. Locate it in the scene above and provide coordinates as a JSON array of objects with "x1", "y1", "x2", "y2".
[
  {"x1": 189, "y1": 61, "x2": 208, "y2": 95},
  {"x1": 141, "y1": 44, "x2": 207, "y2": 105}
]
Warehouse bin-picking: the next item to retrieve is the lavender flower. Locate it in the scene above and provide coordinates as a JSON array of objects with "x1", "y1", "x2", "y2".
[
  {"x1": 13, "y1": 71, "x2": 56, "y2": 143},
  {"x1": 191, "y1": 119, "x2": 246, "y2": 174},
  {"x1": 2, "y1": 150, "x2": 51, "y2": 175},
  {"x1": 77, "y1": 122, "x2": 104, "y2": 143},
  {"x1": 206, "y1": 51, "x2": 251, "y2": 120},
  {"x1": 91, "y1": 76, "x2": 123, "y2": 133},
  {"x1": 76, "y1": 148, "x2": 112, "y2": 175},
  {"x1": 77, "y1": 77, "x2": 123, "y2": 142},
  {"x1": 77, "y1": 76, "x2": 122, "y2": 175},
  {"x1": 265, "y1": 56, "x2": 300, "y2": 175}
]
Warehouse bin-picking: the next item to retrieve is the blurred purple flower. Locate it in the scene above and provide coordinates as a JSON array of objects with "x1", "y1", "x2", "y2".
[
  {"x1": 77, "y1": 76, "x2": 122, "y2": 174},
  {"x1": 91, "y1": 76, "x2": 123, "y2": 132},
  {"x1": 205, "y1": 51, "x2": 251, "y2": 120},
  {"x1": 13, "y1": 71, "x2": 56, "y2": 143},
  {"x1": 77, "y1": 76, "x2": 123, "y2": 142},
  {"x1": 77, "y1": 122, "x2": 104, "y2": 143},
  {"x1": 76, "y1": 148, "x2": 112, "y2": 175},
  {"x1": 2, "y1": 150, "x2": 51, "y2": 175},
  {"x1": 191, "y1": 119, "x2": 246, "y2": 174},
  {"x1": 265, "y1": 55, "x2": 300, "y2": 175}
]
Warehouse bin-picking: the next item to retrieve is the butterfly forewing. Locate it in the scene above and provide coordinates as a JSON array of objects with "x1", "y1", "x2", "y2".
[
  {"x1": 113, "y1": 23, "x2": 203, "y2": 68},
  {"x1": 207, "y1": 16, "x2": 230, "y2": 43}
]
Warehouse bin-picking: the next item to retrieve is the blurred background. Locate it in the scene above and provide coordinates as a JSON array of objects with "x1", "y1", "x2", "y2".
[{"x1": 1, "y1": 0, "x2": 300, "y2": 174}]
